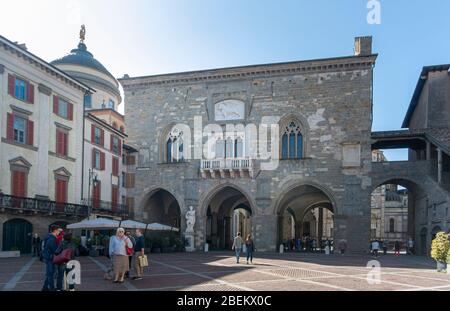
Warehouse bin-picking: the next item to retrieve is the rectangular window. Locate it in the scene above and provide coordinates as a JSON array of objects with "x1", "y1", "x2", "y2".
[
  {"x1": 58, "y1": 98, "x2": 69, "y2": 119},
  {"x1": 84, "y1": 94, "x2": 92, "y2": 108},
  {"x1": 56, "y1": 129, "x2": 69, "y2": 156},
  {"x1": 107, "y1": 99, "x2": 115, "y2": 110},
  {"x1": 94, "y1": 127, "x2": 102, "y2": 145},
  {"x1": 111, "y1": 186, "x2": 118, "y2": 211},
  {"x1": 13, "y1": 116, "x2": 27, "y2": 144},
  {"x1": 112, "y1": 157, "x2": 119, "y2": 176},
  {"x1": 12, "y1": 170, "x2": 27, "y2": 197},
  {"x1": 92, "y1": 181, "x2": 101, "y2": 209},
  {"x1": 111, "y1": 135, "x2": 120, "y2": 155},
  {"x1": 122, "y1": 172, "x2": 125, "y2": 187},
  {"x1": 14, "y1": 78, "x2": 27, "y2": 101},
  {"x1": 55, "y1": 178, "x2": 68, "y2": 203},
  {"x1": 93, "y1": 149, "x2": 101, "y2": 169}
]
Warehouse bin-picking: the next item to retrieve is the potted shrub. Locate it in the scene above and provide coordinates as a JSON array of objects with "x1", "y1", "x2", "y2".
[{"x1": 430, "y1": 232, "x2": 449, "y2": 272}]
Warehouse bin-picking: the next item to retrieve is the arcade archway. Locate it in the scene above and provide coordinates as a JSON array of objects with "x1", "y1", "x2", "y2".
[
  {"x1": 277, "y1": 184, "x2": 335, "y2": 252},
  {"x1": 204, "y1": 186, "x2": 253, "y2": 250},
  {"x1": 142, "y1": 189, "x2": 181, "y2": 230},
  {"x1": 371, "y1": 178, "x2": 427, "y2": 255}
]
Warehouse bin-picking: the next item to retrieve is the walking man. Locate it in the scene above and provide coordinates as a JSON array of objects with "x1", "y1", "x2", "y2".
[
  {"x1": 232, "y1": 232, "x2": 244, "y2": 264},
  {"x1": 41, "y1": 225, "x2": 60, "y2": 291}
]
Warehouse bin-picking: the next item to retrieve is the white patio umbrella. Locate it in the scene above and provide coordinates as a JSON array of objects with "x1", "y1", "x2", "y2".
[
  {"x1": 147, "y1": 223, "x2": 179, "y2": 232},
  {"x1": 120, "y1": 220, "x2": 148, "y2": 229},
  {"x1": 67, "y1": 218, "x2": 120, "y2": 230}
]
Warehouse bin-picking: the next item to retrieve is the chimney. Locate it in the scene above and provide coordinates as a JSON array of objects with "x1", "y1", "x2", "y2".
[
  {"x1": 354, "y1": 36, "x2": 372, "y2": 56},
  {"x1": 14, "y1": 42, "x2": 28, "y2": 51}
]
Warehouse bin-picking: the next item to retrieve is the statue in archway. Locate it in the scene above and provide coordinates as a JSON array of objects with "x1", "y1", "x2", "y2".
[{"x1": 185, "y1": 206, "x2": 196, "y2": 233}]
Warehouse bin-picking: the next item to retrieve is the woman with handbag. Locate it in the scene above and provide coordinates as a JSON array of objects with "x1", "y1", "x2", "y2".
[
  {"x1": 109, "y1": 227, "x2": 133, "y2": 283},
  {"x1": 55, "y1": 233, "x2": 75, "y2": 291}
]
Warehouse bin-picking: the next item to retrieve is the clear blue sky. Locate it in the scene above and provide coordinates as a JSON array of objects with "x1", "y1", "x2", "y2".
[{"x1": 1, "y1": 0, "x2": 449, "y2": 160}]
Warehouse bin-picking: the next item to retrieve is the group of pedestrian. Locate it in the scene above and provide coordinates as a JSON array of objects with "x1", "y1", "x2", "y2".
[
  {"x1": 41, "y1": 225, "x2": 76, "y2": 291},
  {"x1": 108, "y1": 228, "x2": 146, "y2": 283},
  {"x1": 370, "y1": 238, "x2": 414, "y2": 257},
  {"x1": 232, "y1": 232, "x2": 254, "y2": 264}
]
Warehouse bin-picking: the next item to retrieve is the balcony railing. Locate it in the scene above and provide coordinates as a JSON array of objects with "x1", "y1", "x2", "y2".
[
  {"x1": 200, "y1": 158, "x2": 253, "y2": 178},
  {"x1": 0, "y1": 194, "x2": 88, "y2": 217},
  {"x1": 82, "y1": 199, "x2": 129, "y2": 217}
]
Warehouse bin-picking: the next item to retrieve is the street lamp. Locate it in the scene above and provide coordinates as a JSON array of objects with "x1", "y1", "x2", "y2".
[{"x1": 87, "y1": 168, "x2": 99, "y2": 217}]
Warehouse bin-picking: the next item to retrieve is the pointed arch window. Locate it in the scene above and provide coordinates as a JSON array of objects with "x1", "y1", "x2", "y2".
[
  {"x1": 281, "y1": 121, "x2": 303, "y2": 159},
  {"x1": 166, "y1": 128, "x2": 184, "y2": 163}
]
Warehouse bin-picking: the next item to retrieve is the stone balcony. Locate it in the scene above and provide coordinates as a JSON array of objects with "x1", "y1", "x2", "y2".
[{"x1": 200, "y1": 158, "x2": 254, "y2": 178}]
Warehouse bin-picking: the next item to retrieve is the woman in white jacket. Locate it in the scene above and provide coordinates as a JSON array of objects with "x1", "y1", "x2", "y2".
[{"x1": 109, "y1": 227, "x2": 133, "y2": 283}]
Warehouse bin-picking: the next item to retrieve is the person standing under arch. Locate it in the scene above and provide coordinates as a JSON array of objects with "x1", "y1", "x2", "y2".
[
  {"x1": 245, "y1": 234, "x2": 255, "y2": 264},
  {"x1": 232, "y1": 232, "x2": 244, "y2": 264}
]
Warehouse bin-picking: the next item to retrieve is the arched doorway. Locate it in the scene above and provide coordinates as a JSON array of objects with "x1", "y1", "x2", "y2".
[
  {"x1": 2, "y1": 219, "x2": 33, "y2": 253},
  {"x1": 204, "y1": 186, "x2": 253, "y2": 250},
  {"x1": 142, "y1": 189, "x2": 181, "y2": 230},
  {"x1": 277, "y1": 184, "x2": 335, "y2": 252},
  {"x1": 371, "y1": 178, "x2": 425, "y2": 255}
]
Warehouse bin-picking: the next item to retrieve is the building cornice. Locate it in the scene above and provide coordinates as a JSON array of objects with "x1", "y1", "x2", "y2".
[
  {"x1": 119, "y1": 54, "x2": 377, "y2": 88},
  {"x1": 0, "y1": 35, "x2": 93, "y2": 93}
]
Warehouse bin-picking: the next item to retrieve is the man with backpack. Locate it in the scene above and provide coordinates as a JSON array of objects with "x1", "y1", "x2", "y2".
[{"x1": 41, "y1": 225, "x2": 60, "y2": 291}]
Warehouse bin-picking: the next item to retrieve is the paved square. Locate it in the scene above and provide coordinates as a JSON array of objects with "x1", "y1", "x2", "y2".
[{"x1": 1, "y1": 252, "x2": 449, "y2": 291}]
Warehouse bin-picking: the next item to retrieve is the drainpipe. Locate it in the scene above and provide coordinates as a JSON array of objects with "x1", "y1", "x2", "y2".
[{"x1": 437, "y1": 148, "x2": 442, "y2": 184}]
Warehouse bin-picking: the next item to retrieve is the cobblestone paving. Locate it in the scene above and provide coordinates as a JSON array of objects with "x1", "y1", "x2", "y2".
[{"x1": 1, "y1": 252, "x2": 449, "y2": 291}]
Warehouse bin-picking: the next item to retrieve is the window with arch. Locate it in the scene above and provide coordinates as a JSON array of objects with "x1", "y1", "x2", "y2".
[
  {"x1": 166, "y1": 127, "x2": 184, "y2": 163},
  {"x1": 389, "y1": 218, "x2": 395, "y2": 233},
  {"x1": 281, "y1": 120, "x2": 303, "y2": 159}
]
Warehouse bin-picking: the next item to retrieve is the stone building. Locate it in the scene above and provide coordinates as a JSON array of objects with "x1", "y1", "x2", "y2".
[
  {"x1": 51, "y1": 30, "x2": 130, "y2": 219},
  {"x1": 0, "y1": 35, "x2": 91, "y2": 253},
  {"x1": 120, "y1": 36, "x2": 377, "y2": 253},
  {"x1": 371, "y1": 64, "x2": 450, "y2": 255}
]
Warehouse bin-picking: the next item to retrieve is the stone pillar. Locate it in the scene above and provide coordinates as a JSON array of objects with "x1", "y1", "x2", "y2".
[
  {"x1": 437, "y1": 148, "x2": 442, "y2": 184},
  {"x1": 318, "y1": 208, "x2": 324, "y2": 243},
  {"x1": 426, "y1": 141, "x2": 431, "y2": 161},
  {"x1": 253, "y1": 214, "x2": 278, "y2": 252},
  {"x1": 37, "y1": 84, "x2": 52, "y2": 198}
]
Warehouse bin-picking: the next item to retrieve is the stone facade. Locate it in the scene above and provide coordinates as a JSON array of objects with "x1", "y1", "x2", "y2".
[{"x1": 120, "y1": 37, "x2": 377, "y2": 253}]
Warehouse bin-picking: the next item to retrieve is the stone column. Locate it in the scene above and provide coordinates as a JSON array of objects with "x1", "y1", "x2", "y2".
[
  {"x1": 253, "y1": 214, "x2": 278, "y2": 252},
  {"x1": 37, "y1": 84, "x2": 52, "y2": 198},
  {"x1": 426, "y1": 141, "x2": 431, "y2": 161},
  {"x1": 318, "y1": 208, "x2": 324, "y2": 243}
]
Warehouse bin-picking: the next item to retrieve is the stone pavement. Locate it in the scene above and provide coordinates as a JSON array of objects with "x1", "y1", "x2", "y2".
[{"x1": 1, "y1": 252, "x2": 449, "y2": 291}]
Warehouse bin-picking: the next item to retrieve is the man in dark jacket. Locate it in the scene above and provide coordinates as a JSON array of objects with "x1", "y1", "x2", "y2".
[{"x1": 42, "y1": 225, "x2": 60, "y2": 291}]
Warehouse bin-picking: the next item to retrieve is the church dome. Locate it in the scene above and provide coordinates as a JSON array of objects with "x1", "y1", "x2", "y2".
[{"x1": 51, "y1": 42, "x2": 115, "y2": 81}]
